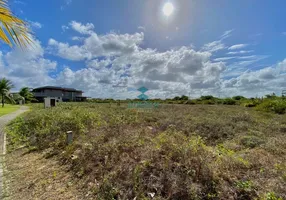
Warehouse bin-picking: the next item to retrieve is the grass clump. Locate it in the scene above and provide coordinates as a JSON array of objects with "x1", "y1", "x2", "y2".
[{"x1": 240, "y1": 136, "x2": 264, "y2": 148}]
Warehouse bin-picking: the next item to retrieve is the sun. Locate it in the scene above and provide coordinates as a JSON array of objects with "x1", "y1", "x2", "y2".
[{"x1": 163, "y1": 2, "x2": 174, "y2": 17}]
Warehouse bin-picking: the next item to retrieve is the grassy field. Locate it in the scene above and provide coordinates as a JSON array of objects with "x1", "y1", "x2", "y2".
[
  {"x1": 0, "y1": 105, "x2": 20, "y2": 117},
  {"x1": 5, "y1": 103, "x2": 286, "y2": 199}
]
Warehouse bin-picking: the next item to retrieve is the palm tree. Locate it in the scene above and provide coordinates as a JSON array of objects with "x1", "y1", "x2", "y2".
[
  {"x1": 0, "y1": 0, "x2": 32, "y2": 47},
  {"x1": 0, "y1": 78, "x2": 14, "y2": 107},
  {"x1": 12, "y1": 93, "x2": 24, "y2": 104},
  {"x1": 19, "y1": 87, "x2": 35, "y2": 103}
]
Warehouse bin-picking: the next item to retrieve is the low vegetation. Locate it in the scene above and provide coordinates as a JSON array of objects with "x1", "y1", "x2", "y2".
[
  {"x1": 88, "y1": 94, "x2": 286, "y2": 115},
  {"x1": 6, "y1": 102, "x2": 286, "y2": 199}
]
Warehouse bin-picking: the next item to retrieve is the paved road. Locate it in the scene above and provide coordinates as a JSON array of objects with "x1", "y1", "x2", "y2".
[{"x1": 0, "y1": 106, "x2": 28, "y2": 199}]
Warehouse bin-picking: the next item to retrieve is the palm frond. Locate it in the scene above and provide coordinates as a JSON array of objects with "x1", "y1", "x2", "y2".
[
  {"x1": 0, "y1": 77, "x2": 14, "y2": 91},
  {"x1": 4, "y1": 92, "x2": 15, "y2": 104},
  {"x1": 0, "y1": 0, "x2": 32, "y2": 48}
]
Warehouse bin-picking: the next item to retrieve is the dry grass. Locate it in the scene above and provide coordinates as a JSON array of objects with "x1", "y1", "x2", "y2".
[
  {"x1": 5, "y1": 103, "x2": 286, "y2": 199},
  {"x1": 3, "y1": 147, "x2": 85, "y2": 200}
]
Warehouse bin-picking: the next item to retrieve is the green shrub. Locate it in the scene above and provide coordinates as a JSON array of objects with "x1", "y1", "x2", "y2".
[
  {"x1": 233, "y1": 96, "x2": 246, "y2": 101},
  {"x1": 201, "y1": 99, "x2": 216, "y2": 105},
  {"x1": 200, "y1": 95, "x2": 215, "y2": 100},
  {"x1": 256, "y1": 99, "x2": 286, "y2": 114},
  {"x1": 241, "y1": 99, "x2": 261, "y2": 107},
  {"x1": 264, "y1": 192, "x2": 283, "y2": 200},
  {"x1": 223, "y1": 98, "x2": 236, "y2": 105}
]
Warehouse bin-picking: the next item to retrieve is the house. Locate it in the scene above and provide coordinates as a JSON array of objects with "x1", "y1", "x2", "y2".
[{"x1": 32, "y1": 86, "x2": 87, "y2": 102}]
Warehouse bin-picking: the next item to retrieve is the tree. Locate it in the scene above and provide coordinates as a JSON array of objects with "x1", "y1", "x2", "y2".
[
  {"x1": 0, "y1": 0, "x2": 32, "y2": 47},
  {"x1": 180, "y1": 95, "x2": 189, "y2": 101},
  {"x1": 0, "y1": 78, "x2": 14, "y2": 107},
  {"x1": 173, "y1": 96, "x2": 181, "y2": 101},
  {"x1": 19, "y1": 87, "x2": 34, "y2": 103},
  {"x1": 200, "y1": 95, "x2": 215, "y2": 100},
  {"x1": 265, "y1": 93, "x2": 276, "y2": 99},
  {"x1": 12, "y1": 93, "x2": 24, "y2": 104},
  {"x1": 232, "y1": 96, "x2": 246, "y2": 101}
]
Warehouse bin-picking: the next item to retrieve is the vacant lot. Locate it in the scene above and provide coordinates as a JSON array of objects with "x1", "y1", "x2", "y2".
[
  {"x1": 0, "y1": 105, "x2": 20, "y2": 117},
  {"x1": 5, "y1": 103, "x2": 286, "y2": 199}
]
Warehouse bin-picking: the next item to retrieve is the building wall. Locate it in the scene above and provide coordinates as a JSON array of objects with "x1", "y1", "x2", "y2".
[
  {"x1": 33, "y1": 89, "x2": 83, "y2": 102},
  {"x1": 33, "y1": 89, "x2": 63, "y2": 97}
]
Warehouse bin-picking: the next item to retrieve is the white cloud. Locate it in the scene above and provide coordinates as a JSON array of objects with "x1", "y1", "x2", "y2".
[
  {"x1": 221, "y1": 58, "x2": 286, "y2": 97},
  {"x1": 214, "y1": 57, "x2": 236, "y2": 62},
  {"x1": 277, "y1": 59, "x2": 286, "y2": 74},
  {"x1": 69, "y1": 21, "x2": 94, "y2": 35},
  {"x1": 61, "y1": 25, "x2": 69, "y2": 32},
  {"x1": 236, "y1": 55, "x2": 258, "y2": 60},
  {"x1": 228, "y1": 44, "x2": 248, "y2": 50},
  {"x1": 223, "y1": 55, "x2": 269, "y2": 77},
  {"x1": 201, "y1": 29, "x2": 234, "y2": 52},
  {"x1": 2, "y1": 25, "x2": 282, "y2": 98},
  {"x1": 46, "y1": 26, "x2": 285, "y2": 98},
  {"x1": 49, "y1": 25, "x2": 144, "y2": 59},
  {"x1": 61, "y1": 0, "x2": 73, "y2": 10},
  {"x1": 14, "y1": 1, "x2": 26, "y2": 5},
  {"x1": 48, "y1": 39, "x2": 91, "y2": 61},
  {"x1": 71, "y1": 36, "x2": 84, "y2": 41},
  {"x1": 227, "y1": 50, "x2": 254, "y2": 55},
  {"x1": 86, "y1": 59, "x2": 112, "y2": 69},
  {"x1": 202, "y1": 40, "x2": 226, "y2": 52},
  {"x1": 28, "y1": 20, "x2": 42, "y2": 29},
  {"x1": 138, "y1": 26, "x2": 146, "y2": 31},
  {"x1": 0, "y1": 38, "x2": 57, "y2": 90},
  {"x1": 220, "y1": 29, "x2": 234, "y2": 40},
  {"x1": 84, "y1": 32, "x2": 144, "y2": 57}
]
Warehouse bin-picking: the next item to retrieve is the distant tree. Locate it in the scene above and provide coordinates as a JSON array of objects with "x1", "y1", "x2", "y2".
[
  {"x1": 19, "y1": 87, "x2": 35, "y2": 103},
  {"x1": 12, "y1": 93, "x2": 24, "y2": 104},
  {"x1": 223, "y1": 98, "x2": 236, "y2": 105},
  {"x1": 180, "y1": 95, "x2": 189, "y2": 101},
  {"x1": 200, "y1": 95, "x2": 215, "y2": 100},
  {"x1": 0, "y1": 78, "x2": 14, "y2": 107},
  {"x1": 265, "y1": 93, "x2": 276, "y2": 99},
  {"x1": 173, "y1": 96, "x2": 181, "y2": 101},
  {"x1": 232, "y1": 96, "x2": 246, "y2": 101}
]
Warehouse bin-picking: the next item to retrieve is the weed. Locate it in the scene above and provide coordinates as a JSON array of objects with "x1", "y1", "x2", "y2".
[{"x1": 240, "y1": 136, "x2": 264, "y2": 148}]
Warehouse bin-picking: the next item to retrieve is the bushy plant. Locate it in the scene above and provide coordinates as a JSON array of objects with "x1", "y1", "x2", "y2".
[
  {"x1": 223, "y1": 98, "x2": 236, "y2": 105},
  {"x1": 256, "y1": 99, "x2": 286, "y2": 114},
  {"x1": 200, "y1": 95, "x2": 215, "y2": 100},
  {"x1": 233, "y1": 96, "x2": 246, "y2": 101}
]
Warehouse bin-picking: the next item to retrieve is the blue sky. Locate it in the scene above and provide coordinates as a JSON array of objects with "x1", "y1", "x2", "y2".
[{"x1": 1, "y1": 0, "x2": 286, "y2": 98}]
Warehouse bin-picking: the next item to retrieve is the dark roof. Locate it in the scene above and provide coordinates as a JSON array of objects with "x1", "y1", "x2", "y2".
[{"x1": 33, "y1": 86, "x2": 83, "y2": 93}]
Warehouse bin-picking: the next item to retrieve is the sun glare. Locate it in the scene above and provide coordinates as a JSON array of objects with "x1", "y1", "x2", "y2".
[{"x1": 163, "y1": 2, "x2": 174, "y2": 17}]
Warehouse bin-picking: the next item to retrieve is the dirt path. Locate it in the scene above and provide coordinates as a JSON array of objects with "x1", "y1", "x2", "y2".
[{"x1": 0, "y1": 106, "x2": 28, "y2": 200}]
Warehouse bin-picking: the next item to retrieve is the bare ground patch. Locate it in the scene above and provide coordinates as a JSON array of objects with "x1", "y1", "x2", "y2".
[{"x1": 3, "y1": 148, "x2": 85, "y2": 200}]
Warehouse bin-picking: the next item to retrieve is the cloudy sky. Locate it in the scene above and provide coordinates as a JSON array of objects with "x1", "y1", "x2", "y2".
[{"x1": 1, "y1": 0, "x2": 286, "y2": 99}]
